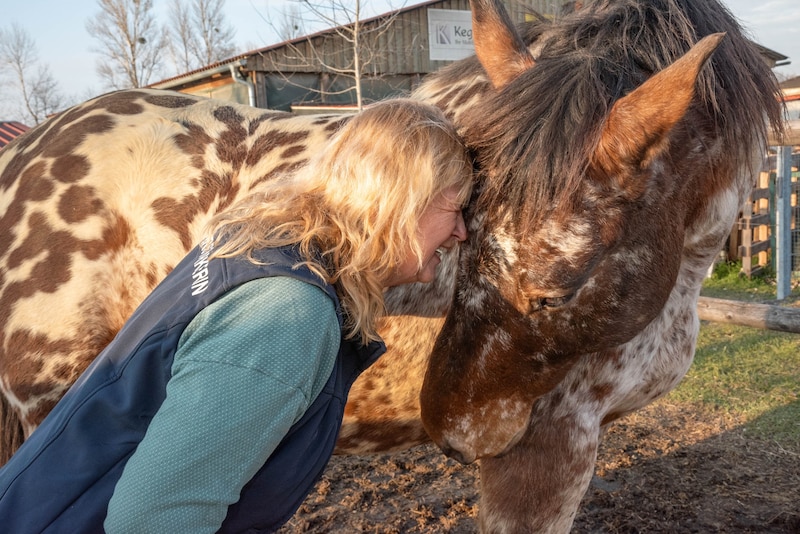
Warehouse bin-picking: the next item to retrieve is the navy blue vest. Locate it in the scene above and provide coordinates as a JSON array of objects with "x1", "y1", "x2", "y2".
[{"x1": 0, "y1": 242, "x2": 385, "y2": 533}]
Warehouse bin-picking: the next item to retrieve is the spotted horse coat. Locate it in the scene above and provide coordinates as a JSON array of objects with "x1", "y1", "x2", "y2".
[
  {"x1": 0, "y1": 0, "x2": 785, "y2": 532},
  {"x1": 0, "y1": 86, "x2": 460, "y2": 457}
]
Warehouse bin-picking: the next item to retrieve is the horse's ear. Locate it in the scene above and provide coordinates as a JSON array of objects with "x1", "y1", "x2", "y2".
[
  {"x1": 591, "y1": 33, "x2": 726, "y2": 193},
  {"x1": 471, "y1": 0, "x2": 536, "y2": 89}
]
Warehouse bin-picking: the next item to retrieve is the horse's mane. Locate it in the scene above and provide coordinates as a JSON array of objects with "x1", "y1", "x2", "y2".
[{"x1": 458, "y1": 0, "x2": 784, "y2": 228}]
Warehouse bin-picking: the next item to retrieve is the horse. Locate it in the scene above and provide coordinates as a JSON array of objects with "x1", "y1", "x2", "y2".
[
  {"x1": 418, "y1": 0, "x2": 783, "y2": 530},
  {"x1": 0, "y1": 0, "x2": 783, "y2": 531}
]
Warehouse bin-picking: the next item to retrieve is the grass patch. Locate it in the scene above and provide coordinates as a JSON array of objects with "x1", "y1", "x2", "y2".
[
  {"x1": 668, "y1": 318, "x2": 800, "y2": 447},
  {"x1": 700, "y1": 260, "x2": 784, "y2": 301}
]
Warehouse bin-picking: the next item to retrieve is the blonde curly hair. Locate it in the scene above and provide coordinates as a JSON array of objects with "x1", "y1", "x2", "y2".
[{"x1": 207, "y1": 98, "x2": 473, "y2": 344}]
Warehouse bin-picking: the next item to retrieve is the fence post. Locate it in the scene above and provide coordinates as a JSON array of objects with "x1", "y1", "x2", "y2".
[{"x1": 775, "y1": 145, "x2": 792, "y2": 300}]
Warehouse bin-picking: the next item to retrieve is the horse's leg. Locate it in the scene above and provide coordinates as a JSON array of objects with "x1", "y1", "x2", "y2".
[{"x1": 478, "y1": 403, "x2": 600, "y2": 533}]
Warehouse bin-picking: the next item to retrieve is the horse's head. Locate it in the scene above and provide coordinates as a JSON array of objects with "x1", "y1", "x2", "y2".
[{"x1": 420, "y1": 0, "x2": 730, "y2": 464}]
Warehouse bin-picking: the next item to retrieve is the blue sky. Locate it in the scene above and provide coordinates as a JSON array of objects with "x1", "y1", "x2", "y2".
[{"x1": 2, "y1": 0, "x2": 799, "y2": 120}]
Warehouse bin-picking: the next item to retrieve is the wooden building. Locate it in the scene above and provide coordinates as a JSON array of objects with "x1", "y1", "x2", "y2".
[
  {"x1": 150, "y1": 0, "x2": 563, "y2": 111},
  {"x1": 778, "y1": 76, "x2": 800, "y2": 145}
]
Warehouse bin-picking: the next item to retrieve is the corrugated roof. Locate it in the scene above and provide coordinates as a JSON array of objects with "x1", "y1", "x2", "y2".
[
  {"x1": 0, "y1": 121, "x2": 29, "y2": 149},
  {"x1": 754, "y1": 43, "x2": 789, "y2": 63}
]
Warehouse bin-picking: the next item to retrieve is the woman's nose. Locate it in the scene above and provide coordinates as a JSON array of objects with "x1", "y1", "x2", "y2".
[{"x1": 453, "y1": 212, "x2": 467, "y2": 242}]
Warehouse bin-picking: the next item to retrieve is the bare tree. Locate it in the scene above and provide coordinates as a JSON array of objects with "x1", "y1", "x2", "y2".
[
  {"x1": 0, "y1": 24, "x2": 65, "y2": 125},
  {"x1": 168, "y1": 0, "x2": 237, "y2": 72},
  {"x1": 168, "y1": 0, "x2": 195, "y2": 72},
  {"x1": 271, "y1": 0, "x2": 405, "y2": 111},
  {"x1": 86, "y1": 0, "x2": 169, "y2": 89},
  {"x1": 192, "y1": 0, "x2": 237, "y2": 64},
  {"x1": 278, "y1": 3, "x2": 306, "y2": 41}
]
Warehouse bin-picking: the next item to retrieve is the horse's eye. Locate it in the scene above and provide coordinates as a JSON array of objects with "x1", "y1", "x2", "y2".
[
  {"x1": 543, "y1": 295, "x2": 571, "y2": 308},
  {"x1": 529, "y1": 295, "x2": 572, "y2": 313}
]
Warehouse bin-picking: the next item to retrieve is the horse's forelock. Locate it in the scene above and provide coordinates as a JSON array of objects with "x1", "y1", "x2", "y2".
[{"x1": 462, "y1": 44, "x2": 609, "y2": 232}]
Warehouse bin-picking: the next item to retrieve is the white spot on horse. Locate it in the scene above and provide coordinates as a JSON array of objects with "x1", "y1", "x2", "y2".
[
  {"x1": 474, "y1": 327, "x2": 513, "y2": 374},
  {"x1": 493, "y1": 227, "x2": 519, "y2": 267}
]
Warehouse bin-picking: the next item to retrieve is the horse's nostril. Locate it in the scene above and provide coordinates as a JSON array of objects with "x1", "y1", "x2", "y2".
[{"x1": 439, "y1": 442, "x2": 473, "y2": 465}]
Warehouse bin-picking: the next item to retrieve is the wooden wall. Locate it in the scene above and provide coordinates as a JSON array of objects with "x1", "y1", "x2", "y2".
[{"x1": 247, "y1": 0, "x2": 559, "y2": 77}]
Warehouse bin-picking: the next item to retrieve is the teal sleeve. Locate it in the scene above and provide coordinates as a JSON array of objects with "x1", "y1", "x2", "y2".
[{"x1": 104, "y1": 276, "x2": 341, "y2": 534}]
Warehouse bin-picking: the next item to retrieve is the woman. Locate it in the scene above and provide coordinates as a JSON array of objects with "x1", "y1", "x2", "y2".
[{"x1": 0, "y1": 98, "x2": 473, "y2": 533}]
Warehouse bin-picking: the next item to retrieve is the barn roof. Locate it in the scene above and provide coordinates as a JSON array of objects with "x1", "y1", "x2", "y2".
[
  {"x1": 0, "y1": 121, "x2": 29, "y2": 149},
  {"x1": 780, "y1": 76, "x2": 800, "y2": 92}
]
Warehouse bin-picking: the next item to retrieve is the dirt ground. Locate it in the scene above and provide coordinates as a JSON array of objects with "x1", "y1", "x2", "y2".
[{"x1": 279, "y1": 401, "x2": 799, "y2": 533}]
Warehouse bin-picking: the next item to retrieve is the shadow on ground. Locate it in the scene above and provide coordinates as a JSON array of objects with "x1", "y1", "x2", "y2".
[{"x1": 279, "y1": 400, "x2": 800, "y2": 533}]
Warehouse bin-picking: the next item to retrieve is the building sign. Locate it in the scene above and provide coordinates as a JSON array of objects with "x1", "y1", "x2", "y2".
[{"x1": 428, "y1": 9, "x2": 474, "y2": 61}]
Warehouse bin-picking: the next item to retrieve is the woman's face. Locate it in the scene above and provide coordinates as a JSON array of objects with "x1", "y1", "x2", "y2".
[{"x1": 385, "y1": 185, "x2": 467, "y2": 287}]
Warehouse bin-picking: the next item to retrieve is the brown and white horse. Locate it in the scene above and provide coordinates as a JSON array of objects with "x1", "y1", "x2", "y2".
[
  {"x1": 418, "y1": 0, "x2": 783, "y2": 530},
  {"x1": 0, "y1": 0, "x2": 783, "y2": 531}
]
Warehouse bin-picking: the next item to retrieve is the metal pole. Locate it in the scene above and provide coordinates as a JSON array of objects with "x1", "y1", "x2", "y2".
[{"x1": 775, "y1": 145, "x2": 792, "y2": 300}]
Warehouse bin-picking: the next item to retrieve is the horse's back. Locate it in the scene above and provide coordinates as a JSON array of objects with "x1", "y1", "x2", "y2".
[{"x1": 0, "y1": 90, "x2": 345, "y2": 452}]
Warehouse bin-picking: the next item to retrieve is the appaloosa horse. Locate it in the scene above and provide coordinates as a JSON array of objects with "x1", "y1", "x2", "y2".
[
  {"x1": 0, "y1": 0, "x2": 783, "y2": 532},
  {"x1": 417, "y1": 0, "x2": 783, "y2": 531}
]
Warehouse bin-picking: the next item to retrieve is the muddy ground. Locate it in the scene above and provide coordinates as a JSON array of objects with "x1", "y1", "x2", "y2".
[{"x1": 279, "y1": 400, "x2": 799, "y2": 533}]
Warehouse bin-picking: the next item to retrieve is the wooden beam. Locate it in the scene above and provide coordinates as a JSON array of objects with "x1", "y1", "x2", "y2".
[
  {"x1": 738, "y1": 239, "x2": 770, "y2": 257},
  {"x1": 769, "y1": 125, "x2": 800, "y2": 146},
  {"x1": 697, "y1": 296, "x2": 800, "y2": 333}
]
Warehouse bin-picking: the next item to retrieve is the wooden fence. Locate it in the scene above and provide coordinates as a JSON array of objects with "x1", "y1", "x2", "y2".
[
  {"x1": 698, "y1": 296, "x2": 800, "y2": 333},
  {"x1": 735, "y1": 147, "x2": 800, "y2": 278}
]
